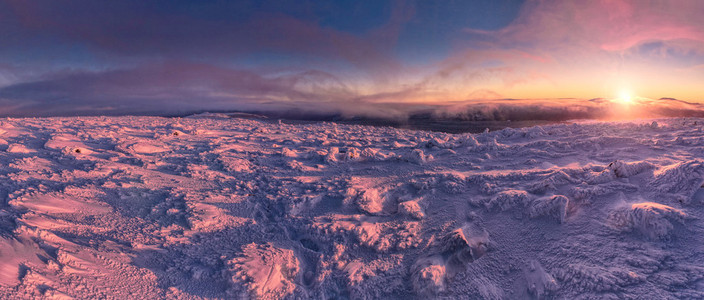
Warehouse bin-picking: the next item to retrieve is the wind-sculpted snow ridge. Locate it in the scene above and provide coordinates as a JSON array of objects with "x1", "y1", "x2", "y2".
[{"x1": 0, "y1": 116, "x2": 703, "y2": 299}]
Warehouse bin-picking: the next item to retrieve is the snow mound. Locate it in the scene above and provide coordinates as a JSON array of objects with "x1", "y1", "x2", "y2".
[
  {"x1": 356, "y1": 189, "x2": 386, "y2": 215},
  {"x1": 44, "y1": 134, "x2": 94, "y2": 155},
  {"x1": 523, "y1": 260, "x2": 558, "y2": 298},
  {"x1": 485, "y1": 190, "x2": 531, "y2": 211},
  {"x1": 227, "y1": 243, "x2": 300, "y2": 299},
  {"x1": 131, "y1": 143, "x2": 169, "y2": 154},
  {"x1": 554, "y1": 263, "x2": 644, "y2": 293},
  {"x1": 609, "y1": 202, "x2": 687, "y2": 240},
  {"x1": 649, "y1": 160, "x2": 704, "y2": 204},
  {"x1": 117, "y1": 141, "x2": 169, "y2": 154},
  {"x1": 353, "y1": 221, "x2": 422, "y2": 252},
  {"x1": 6, "y1": 143, "x2": 34, "y2": 153},
  {"x1": 459, "y1": 134, "x2": 479, "y2": 147},
  {"x1": 607, "y1": 160, "x2": 655, "y2": 178},
  {"x1": 312, "y1": 216, "x2": 422, "y2": 252},
  {"x1": 406, "y1": 149, "x2": 433, "y2": 164},
  {"x1": 529, "y1": 195, "x2": 570, "y2": 223},
  {"x1": 348, "y1": 178, "x2": 399, "y2": 215},
  {"x1": 411, "y1": 256, "x2": 446, "y2": 296},
  {"x1": 0, "y1": 236, "x2": 49, "y2": 286},
  {"x1": 423, "y1": 137, "x2": 454, "y2": 149},
  {"x1": 570, "y1": 181, "x2": 637, "y2": 203},
  {"x1": 360, "y1": 147, "x2": 397, "y2": 161},
  {"x1": 187, "y1": 202, "x2": 251, "y2": 232},
  {"x1": 440, "y1": 224, "x2": 489, "y2": 267},
  {"x1": 280, "y1": 147, "x2": 297, "y2": 158},
  {"x1": 527, "y1": 171, "x2": 578, "y2": 194},
  {"x1": 398, "y1": 199, "x2": 425, "y2": 219},
  {"x1": 339, "y1": 255, "x2": 407, "y2": 298},
  {"x1": 219, "y1": 156, "x2": 253, "y2": 173},
  {"x1": 10, "y1": 192, "x2": 112, "y2": 215},
  {"x1": 586, "y1": 160, "x2": 655, "y2": 184}
]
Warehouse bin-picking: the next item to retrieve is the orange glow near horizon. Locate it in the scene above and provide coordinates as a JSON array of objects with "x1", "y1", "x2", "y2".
[{"x1": 377, "y1": 60, "x2": 704, "y2": 105}]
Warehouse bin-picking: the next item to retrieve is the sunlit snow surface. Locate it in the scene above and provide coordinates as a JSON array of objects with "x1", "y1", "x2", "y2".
[{"x1": 0, "y1": 116, "x2": 703, "y2": 299}]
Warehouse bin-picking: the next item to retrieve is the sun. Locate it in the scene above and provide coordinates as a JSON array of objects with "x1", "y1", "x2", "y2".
[{"x1": 617, "y1": 89, "x2": 633, "y2": 104}]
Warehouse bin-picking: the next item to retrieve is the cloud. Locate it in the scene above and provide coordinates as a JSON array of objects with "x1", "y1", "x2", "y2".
[
  {"x1": 0, "y1": 63, "x2": 345, "y2": 115},
  {"x1": 2, "y1": 0, "x2": 406, "y2": 74},
  {"x1": 471, "y1": 0, "x2": 704, "y2": 52},
  {"x1": 424, "y1": 0, "x2": 704, "y2": 100}
]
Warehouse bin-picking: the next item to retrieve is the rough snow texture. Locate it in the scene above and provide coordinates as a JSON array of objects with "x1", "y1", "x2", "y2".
[{"x1": 0, "y1": 116, "x2": 703, "y2": 299}]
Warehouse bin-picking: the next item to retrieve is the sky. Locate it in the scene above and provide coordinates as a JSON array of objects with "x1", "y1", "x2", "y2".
[{"x1": 1, "y1": 0, "x2": 704, "y2": 117}]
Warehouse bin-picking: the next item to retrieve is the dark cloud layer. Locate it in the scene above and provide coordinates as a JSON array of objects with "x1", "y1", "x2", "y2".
[
  {"x1": 2, "y1": 0, "x2": 407, "y2": 72},
  {"x1": 0, "y1": 63, "x2": 353, "y2": 116}
]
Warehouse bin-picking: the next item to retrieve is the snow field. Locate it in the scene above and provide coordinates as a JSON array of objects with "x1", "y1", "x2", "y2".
[{"x1": 0, "y1": 116, "x2": 702, "y2": 298}]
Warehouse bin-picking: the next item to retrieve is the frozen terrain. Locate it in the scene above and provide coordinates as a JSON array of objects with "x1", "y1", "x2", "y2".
[{"x1": 0, "y1": 115, "x2": 703, "y2": 299}]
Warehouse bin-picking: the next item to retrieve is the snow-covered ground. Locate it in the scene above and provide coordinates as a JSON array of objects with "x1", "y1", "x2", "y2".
[{"x1": 0, "y1": 116, "x2": 703, "y2": 299}]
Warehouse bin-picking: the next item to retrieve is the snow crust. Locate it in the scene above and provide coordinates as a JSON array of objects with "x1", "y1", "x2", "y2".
[{"x1": 0, "y1": 116, "x2": 703, "y2": 298}]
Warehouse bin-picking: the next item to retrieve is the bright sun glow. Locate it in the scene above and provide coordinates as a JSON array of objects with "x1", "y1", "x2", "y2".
[{"x1": 617, "y1": 90, "x2": 633, "y2": 103}]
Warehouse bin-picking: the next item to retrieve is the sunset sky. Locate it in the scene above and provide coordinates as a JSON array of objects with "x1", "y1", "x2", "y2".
[{"x1": 1, "y1": 0, "x2": 704, "y2": 116}]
